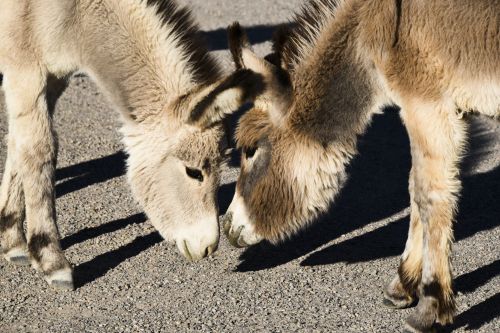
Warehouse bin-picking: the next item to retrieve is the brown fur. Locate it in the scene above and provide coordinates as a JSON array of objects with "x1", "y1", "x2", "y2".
[{"x1": 224, "y1": 0, "x2": 499, "y2": 331}]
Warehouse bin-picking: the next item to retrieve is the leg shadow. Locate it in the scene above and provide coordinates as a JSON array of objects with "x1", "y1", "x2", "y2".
[
  {"x1": 301, "y1": 164, "x2": 500, "y2": 267},
  {"x1": 300, "y1": 115, "x2": 500, "y2": 267},
  {"x1": 455, "y1": 259, "x2": 500, "y2": 294},
  {"x1": 56, "y1": 151, "x2": 126, "y2": 197},
  {"x1": 74, "y1": 231, "x2": 163, "y2": 288},
  {"x1": 439, "y1": 261, "x2": 500, "y2": 331},
  {"x1": 442, "y1": 293, "x2": 500, "y2": 332},
  {"x1": 300, "y1": 215, "x2": 409, "y2": 266},
  {"x1": 61, "y1": 213, "x2": 146, "y2": 250},
  {"x1": 236, "y1": 109, "x2": 412, "y2": 272}
]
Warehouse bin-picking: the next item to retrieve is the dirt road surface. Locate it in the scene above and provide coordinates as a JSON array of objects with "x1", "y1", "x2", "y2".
[{"x1": 1, "y1": 1, "x2": 498, "y2": 332}]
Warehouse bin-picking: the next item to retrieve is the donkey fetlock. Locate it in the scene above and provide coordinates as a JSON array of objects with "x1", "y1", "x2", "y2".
[{"x1": 28, "y1": 233, "x2": 74, "y2": 291}]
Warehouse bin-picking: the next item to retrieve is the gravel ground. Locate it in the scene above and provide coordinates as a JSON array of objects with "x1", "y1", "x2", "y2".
[{"x1": 0, "y1": 1, "x2": 499, "y2": 332}]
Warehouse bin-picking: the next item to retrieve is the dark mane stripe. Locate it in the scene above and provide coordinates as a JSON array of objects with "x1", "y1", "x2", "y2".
[
  {"x1": 146, "y1": 0, "x2": 221, "y2": 84},
  {"x1": 279, "y1": 0, "x2": 340, "y2": 72}
]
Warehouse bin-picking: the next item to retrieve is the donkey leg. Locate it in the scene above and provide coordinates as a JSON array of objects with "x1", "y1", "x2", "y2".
[
  {"x1": 384, "y1": 168, "x2": 422, "y2": 309},
  {"x1": 0, "y1": 139, "x2": 28, "y2": 265},
  {"x1": 3, "y1": 71, "x2": 73, "y2": 290},
  {"x1": 401, "y1": 101, "x2": 466, "y2": 332}
]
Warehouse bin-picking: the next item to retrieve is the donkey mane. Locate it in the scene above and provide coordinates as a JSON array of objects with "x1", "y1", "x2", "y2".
[
  {"x1": 146, "y1": 0, "x2": 221, "y2": 84},
  {"x1": 276, "y1": 0, "x2": 341, "y2": 72}
]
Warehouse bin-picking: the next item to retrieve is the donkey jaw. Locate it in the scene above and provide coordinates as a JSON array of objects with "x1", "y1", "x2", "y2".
[{"x1": 223, "y1": 193, "x2": 263, "y2": 248}]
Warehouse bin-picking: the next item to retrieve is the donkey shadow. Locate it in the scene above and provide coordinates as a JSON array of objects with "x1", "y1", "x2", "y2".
[
  {"x1": 56, "y1": 151, "x2": 127, "y2": 197},
  {"x1": 234, "y1": 111, "x2": 500, "y2": 273},
  {"x1": 443, "y1": 293, "x2": 500, "y2": 332},
  {"x1": 73, "y1": 231, "x2": 162, "y2": 288},
  {"x1": 439, "y1": 260, "x2": 500, "y2": 332},
  {"x1": 55, "y1": 152, "x2": 159, "y2": 288},
  {"x1": 59, "y1": 212, "x2": 164, "y2": 289}
]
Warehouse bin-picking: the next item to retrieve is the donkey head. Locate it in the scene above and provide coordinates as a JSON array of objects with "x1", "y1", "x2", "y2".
[
  {"x1": 223, "y1": 23, "x2": 345, "y2": 248},
  {"x1": 124, "y1": 68, "x2": 264, "y2": 261}
]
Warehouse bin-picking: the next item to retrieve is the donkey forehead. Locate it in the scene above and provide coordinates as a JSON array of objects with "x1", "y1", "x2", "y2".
[
  {"x1": 174, "y1": 126, "x2": 224, "y2": 165},
  {"x1": 236, "y1": 108, "x2": 272, "y2": 149}
]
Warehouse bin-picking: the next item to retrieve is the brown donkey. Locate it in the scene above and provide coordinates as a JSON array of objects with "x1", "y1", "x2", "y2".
[
  {"x1": 0, "y1": 0, "x2": 261, "y2": 290},
  {"x1": 223, "y1": 0, "x2": 499, "y2": 331}
]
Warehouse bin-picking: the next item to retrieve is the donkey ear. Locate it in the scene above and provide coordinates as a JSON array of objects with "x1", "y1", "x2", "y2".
[
  {"x1": 228, "y1": 22, "x2": 277, "y2": 76},
  {"x1": 228, "y1": 22, "x2": 251, "y2": 70},
  {"x1": 186, "y1": 69, "x2": 265, "y2": 128},
  {"x1": 227, "y1": 22, "x2": 293, "y2": 127}
]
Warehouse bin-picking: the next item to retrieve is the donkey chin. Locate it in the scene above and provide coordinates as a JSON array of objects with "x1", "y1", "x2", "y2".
[{"x1": 222, "y1": 192, "x2": 263, "y2": 248}]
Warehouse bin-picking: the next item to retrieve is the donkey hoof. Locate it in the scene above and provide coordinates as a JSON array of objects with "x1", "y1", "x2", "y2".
[
  {"x1": 50, "y1": 279, "x2": 75, "y2": 291},
  {"x1": 46, "y1": 268, "x2": 74, "y2": 291},
  {"x1": 405, "y1": 310, "x2": 437, "y2": 333},
  {"x1": 4, "y1": 247, "x2": 30, "y2": 266},
  {"x1": 384, "y1": 276, "x2": 416, "y2": 309},
  {"x1": 383, "y1": 295, "x2": 415, "y2": 309},
  {"x1": 403, "y1": 324, "x2": 436, "y2": 333},
  {"x1": 383, "y1": 297, "x2": 399, "y2": 308}
]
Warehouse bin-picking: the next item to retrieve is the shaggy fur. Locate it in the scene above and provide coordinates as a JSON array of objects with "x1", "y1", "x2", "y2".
[
  {"x1": 0, "y1": 0, "x2": 256, "y2": 290},
  {"x1": 224, "y1": 0, "x2": 499, "y2": 331}
]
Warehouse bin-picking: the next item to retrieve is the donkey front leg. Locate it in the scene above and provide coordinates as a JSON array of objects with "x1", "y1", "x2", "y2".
[
  {"x1": 2, "y1": 71, "x2": 73, "y2": 290},
  {"x1": 400, "y1": 101, "x2": 466, "y2": 333},
  {"x1": 384, "y1": 168, "x2": 422, "y2": 309},
  {"x1": 0, "y1": 140, "x2": 28, "y2": 265}
]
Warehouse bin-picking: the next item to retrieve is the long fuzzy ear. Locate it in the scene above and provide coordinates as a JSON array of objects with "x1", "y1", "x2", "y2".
[
  {"x1": 227, "y1": 22, "x2": 277, "y2": 76},
  {"x1": 186, "y1": 70, "x2": 265, "y2": 128},
  {"x1": 226, "y1": 22, "x2": 294, "y2": 128},
  {"x1": 270, "y1": 24, "x2": 292, "y2": 69},
  {"x1": 228, "y1": 22, "x2": 251, "y2": 70}
]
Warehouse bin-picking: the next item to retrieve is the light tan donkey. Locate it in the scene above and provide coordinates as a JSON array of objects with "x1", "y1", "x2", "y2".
[
  {"x1": 0, "y1": 0, "x2": 262, "y2": 290},
  {"x1": 223, "y1": 0, "x2": 499, "y2": 331}
]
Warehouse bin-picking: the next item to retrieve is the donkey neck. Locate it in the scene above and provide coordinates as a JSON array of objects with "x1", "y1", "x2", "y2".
[
  {"x1": 283, "y1": 0, "x2": 385, "y2": 222},
  {"x1": 77, "y1": 0, "x2": 221, "y2": 123}
]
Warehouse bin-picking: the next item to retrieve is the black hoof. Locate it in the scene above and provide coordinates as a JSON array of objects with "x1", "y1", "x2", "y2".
[
  {"x1": 383, "y1": 296, "x2": 416, "y2": 309},
  {"x1": 403, "y1": 325, "x2": 437, "y2": 333},
  {"x1": 50, "y1": 279, "x2": 75, "y2": 291},
  {"x1": 9, "y1": 255, "x2": 31, "y2": 266}
]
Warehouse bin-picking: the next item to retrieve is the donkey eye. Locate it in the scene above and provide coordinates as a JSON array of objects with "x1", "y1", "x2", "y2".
[
  {"x1": 244, "y1": 147, "x2": 257, "y2": 159},
  {"x1": 186, "y1": 167, "x2": 204, "y2": 182}
]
